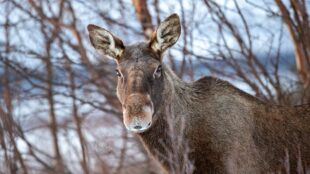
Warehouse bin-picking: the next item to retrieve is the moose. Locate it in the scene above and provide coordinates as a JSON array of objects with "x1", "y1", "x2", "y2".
[{"x1": 87, "y1": 14, "x2": 310, "y2": 174}]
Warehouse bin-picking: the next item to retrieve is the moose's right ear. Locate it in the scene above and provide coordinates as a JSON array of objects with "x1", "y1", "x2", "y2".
[
  {"x1": 87, "y1": 24, "x2": 125, "y2": 61},
  {"x1": 150, "y1": 13, "x2": 181, "y2": 55}
]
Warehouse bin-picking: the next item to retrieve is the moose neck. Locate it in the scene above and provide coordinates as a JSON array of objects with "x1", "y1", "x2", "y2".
[{"x1": 137, "y1": 64, "x2": 190, "y2": 164}]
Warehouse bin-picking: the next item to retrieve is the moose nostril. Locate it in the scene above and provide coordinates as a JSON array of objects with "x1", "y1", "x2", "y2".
[
  {"x1": 134, "y1": 125, "x2": 142, "y2": 130},
  {"x1": 148, "y1": 122, "x2": 151, "y2": 126}
]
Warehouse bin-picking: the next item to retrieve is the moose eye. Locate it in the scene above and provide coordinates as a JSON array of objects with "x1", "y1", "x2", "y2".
[
  {"x1": 153, "y1": 65, "x2": 162, "y2": 79},
  {"x1": 115, "y1": 69, "x2": 122, "y2": 77}
]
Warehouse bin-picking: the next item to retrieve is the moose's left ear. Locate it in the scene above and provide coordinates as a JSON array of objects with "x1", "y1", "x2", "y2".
[
  {"x1": 87, "y1": 24, "x2": 125, "y2": 61},
  {"x1": 150, "y1": 13, "x2": 181, "y2": 54}
]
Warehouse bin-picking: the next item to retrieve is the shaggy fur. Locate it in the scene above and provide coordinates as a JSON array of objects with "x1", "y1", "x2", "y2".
[{"x1": 139, "y1": 64, "x2": 310, "y2": 173}]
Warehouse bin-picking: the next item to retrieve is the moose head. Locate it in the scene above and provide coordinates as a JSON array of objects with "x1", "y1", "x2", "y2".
[{"x1": 87, "y1": 14, "x2": 181, "y2": 133}]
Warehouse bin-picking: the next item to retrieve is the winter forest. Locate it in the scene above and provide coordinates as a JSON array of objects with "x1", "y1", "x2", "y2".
[{"x1": 0, "y1": 0, "x2": 309, "y2": 173}]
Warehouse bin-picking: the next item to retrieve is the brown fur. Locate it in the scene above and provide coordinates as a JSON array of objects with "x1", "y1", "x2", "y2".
[
  {"x1": 117, "y1": 46, "x2": 310, "y2": 173},
  {"x1": 138, "y1": 67, "x2": 310, "y2": 173},
  {"x1": 87, "y1": 14, "x2": 310, "y2": 174}
]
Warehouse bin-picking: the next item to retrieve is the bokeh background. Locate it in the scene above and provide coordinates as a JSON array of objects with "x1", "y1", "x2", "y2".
[{"x1": 0, "y1": 0, "x2": 309, "y2": 173}]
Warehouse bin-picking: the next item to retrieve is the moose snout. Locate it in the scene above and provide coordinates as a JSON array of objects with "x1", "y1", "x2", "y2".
[
  {"x1": 123, "y1": 93, "x2": 153, "y2": 133},
  {"x1": 134, "y1": 125, "x2": 142, "y2": 129}
]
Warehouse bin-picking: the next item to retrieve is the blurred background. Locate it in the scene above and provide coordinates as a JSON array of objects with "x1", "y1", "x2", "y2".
[{"x1": 0, "y1": 0, "x2": 309, "y2": 173}]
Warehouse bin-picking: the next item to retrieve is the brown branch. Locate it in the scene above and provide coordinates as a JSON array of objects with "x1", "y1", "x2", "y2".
[
  {"x1": 63, "y1": 51, "x2": 89, "y2": 174},
  {"x1": 31, "y1": 0, "x2": 65, "y2": 171},
  {"x1": 275, "y1": 0, "x2": 310, "y2": 89},
  {"x1": 132, "y1": 0, "x2": 154, "y2": 39}
]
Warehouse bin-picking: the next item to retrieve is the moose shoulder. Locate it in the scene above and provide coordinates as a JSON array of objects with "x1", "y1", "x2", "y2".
[{"x1": 87, "y1": 14, "x2": 310, "y2": 174}]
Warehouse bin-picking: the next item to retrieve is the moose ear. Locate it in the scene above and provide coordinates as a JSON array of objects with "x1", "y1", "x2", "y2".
[
  {"x1": 87, "y1": 24, "x2": 125, "y2": 60},
  {"x1": 150, "y1": 13, "x2": 181, "y2": 54}
]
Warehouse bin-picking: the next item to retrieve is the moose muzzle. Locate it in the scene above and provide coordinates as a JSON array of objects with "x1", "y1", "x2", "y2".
[{"x1": 123, "y1": 93, "x2": 153, "y2": 133}]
